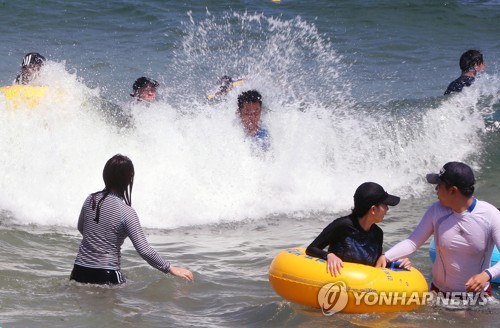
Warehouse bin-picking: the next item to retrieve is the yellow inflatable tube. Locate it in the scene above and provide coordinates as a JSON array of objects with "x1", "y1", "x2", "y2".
[
  {"x1": 0, "y1": 85, "x2": 50, "y2": 109},
  {"x1": 269, "y1": 248, "x2": 428, "y2": 313}
]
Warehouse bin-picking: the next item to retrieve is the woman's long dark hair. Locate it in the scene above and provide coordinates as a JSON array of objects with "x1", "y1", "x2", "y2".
[{"x1": 92, "y1": 154, "x2": 134, "y2": 223}]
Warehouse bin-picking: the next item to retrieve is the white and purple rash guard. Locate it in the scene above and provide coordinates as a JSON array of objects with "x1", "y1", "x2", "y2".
[{"x1": 385, "y1": 199, "x2": 500, "y2": 292}]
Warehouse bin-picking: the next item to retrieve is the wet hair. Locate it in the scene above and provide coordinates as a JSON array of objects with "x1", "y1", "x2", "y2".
[
  {"x1": 237, "y1": 90, "x2": 262, "y2": 112},
  {"x1": 351, "y1": 206, "x2": 370, "y2": 219},
  {"x1": 91, "y1": 154, "x2": 135, "y2": 223},
  {"x1": 459, "y1": 50, "x2": 483, "y2": 73},
  {"x1": 131, "y1": 77, "x2": 159, "y2": 97},
  {"x1": 351, "y1": 195, "x2": 376, "y2": 218},
  {"x1": 21, "y1": 52, "x2": 45, "y2": 68}
]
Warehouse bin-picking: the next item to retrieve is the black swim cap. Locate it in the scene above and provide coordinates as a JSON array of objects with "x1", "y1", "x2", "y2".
[
  {"x1": 22, "y1": 52, "x2": 46, "y2": 68},
  {"x1": 132, "y1": 77, "x2": 159, "y2": 91},
  {"x1": 131, "y1": 77, "x2": 159, "y2": 97}
]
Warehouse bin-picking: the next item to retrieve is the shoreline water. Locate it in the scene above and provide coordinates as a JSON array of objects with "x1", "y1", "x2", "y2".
[{"x1": 2, "y1": 196, "x2": 500, "y2": 327}]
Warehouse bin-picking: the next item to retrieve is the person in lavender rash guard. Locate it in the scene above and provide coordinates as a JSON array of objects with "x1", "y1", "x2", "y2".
[
  {"x1": 70, "y1": 154, "x2": 193, "y2": 285},
  {"x1": 377, "y1": 162, "x2": 500, "y2": 295}
]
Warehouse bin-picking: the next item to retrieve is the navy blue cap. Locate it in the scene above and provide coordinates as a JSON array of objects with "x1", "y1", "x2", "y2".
[{"x1": 426, "y1": 162, "x2": 475, "y2": 188}]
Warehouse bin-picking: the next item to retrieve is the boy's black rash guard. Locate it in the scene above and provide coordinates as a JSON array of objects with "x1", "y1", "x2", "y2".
[
  {"x1": 306, "y1": 215, "x2": 383, "y2": 266},
  {"x1": 444, "y1": 75, "x2": 475, "y2": 95}
]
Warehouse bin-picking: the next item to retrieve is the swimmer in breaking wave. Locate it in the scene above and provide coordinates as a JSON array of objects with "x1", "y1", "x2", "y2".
[
  {"x1": 444, "y1": 50, "x2": 485, "y2": 95},
  {"x1": 237, "y1": 90, "x2": 270, "y2": 152},
  {"x1": 14, "y1": 52, "x2": 46, "y2": 85},
  {"x1": 208, "y1": 75, "x2": 244, "y2": 100},
  {"x1": 131, "y1": 77, "x2": 159, "y2": 103}
]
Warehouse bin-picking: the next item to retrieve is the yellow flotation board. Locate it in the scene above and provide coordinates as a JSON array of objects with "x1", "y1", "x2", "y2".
[
  {"x1": 0, "y1": 85, "x2": 50, "y2": 109},
  {"x1": 269, "y1": 248, "x2": 428, "y2": 313}
]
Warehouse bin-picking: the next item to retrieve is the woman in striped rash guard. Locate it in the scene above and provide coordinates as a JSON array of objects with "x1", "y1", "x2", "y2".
[{"x1": 70, "y1": 154, "x2": 193, "y2": 284}]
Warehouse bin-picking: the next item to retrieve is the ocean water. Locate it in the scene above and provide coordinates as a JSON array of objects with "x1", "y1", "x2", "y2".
[{"x1": 0, "y1": 0, "x2": 499, "y2": 327}]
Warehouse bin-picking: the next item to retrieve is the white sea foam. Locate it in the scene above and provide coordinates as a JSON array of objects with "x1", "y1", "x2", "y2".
[{"x1": 0, "y1": 13, "x2": 496, "y2": 229}]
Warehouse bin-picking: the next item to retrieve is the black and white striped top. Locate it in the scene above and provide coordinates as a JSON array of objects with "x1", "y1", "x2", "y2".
[{"x1": 74, "y1": 191, "x2": 171, "y2": 273}]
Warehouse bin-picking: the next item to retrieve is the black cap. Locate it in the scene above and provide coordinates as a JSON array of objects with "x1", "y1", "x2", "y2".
[
  {"x1": 426, "y1": 162, "x2": 475, "y2": 188},
  {"x1": 131, "y1": 77, "x2": 159, "y2": 97},
  {"x1": 22, "y1": 52, "x2": 46, "y2": 68},
  {"x1": 354, "y1": 182, "x2": 400, "y2": 212}
]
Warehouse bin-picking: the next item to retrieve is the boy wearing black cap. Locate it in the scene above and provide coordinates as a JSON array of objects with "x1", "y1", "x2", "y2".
[
  {"x1": 383, "y1": 162, "x2": 500, "y2": 295},
  {"x1": 15, "y1": 52, "x2": 46, "y2": 85},
  {"x1": 306, "y1": 182, "x2": 408, "y2": 277}
]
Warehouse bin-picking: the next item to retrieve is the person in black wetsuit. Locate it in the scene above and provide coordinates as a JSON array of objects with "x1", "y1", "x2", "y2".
[
  {"x1": 444, "y1": 50, "x2": 485, "y2": 95},
  {"x1": 306, "y1": 182, "x2": 409, "y2": 277}
]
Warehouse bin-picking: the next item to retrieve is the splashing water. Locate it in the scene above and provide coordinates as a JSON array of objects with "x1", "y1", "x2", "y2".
[{"x1": 0, "y1": 12, "x2": 497, "y2": 229}]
